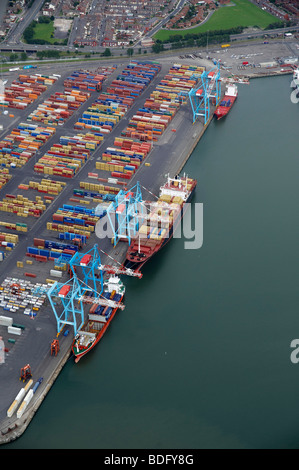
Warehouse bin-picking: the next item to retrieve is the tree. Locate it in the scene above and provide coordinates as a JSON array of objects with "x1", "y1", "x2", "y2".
[
  {"x1": 20, "y1": 52, "x2": 28, "y2": 61},
  {"x1": 152, "y1": 43, "x2": 164, "y2": 53},
  {"x1": 103, "y1": 48, "x2": 111, "y2": 56},
  {"x1": 38, "y1": 16, "x2": 51, "y2": 24},
  {"x1": 9, "y1": 53, "x2": 18, "y2": 62},
  {"x1": 23, "y1": 25, "x2": 35, "y2": 42},
  {"x1": 127, "y1": 48, "x2": 134, "y2": 57}
]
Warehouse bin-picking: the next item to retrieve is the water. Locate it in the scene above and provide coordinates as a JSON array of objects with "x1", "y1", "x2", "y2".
[{"x1": 5, "y1": 75, "x2": 299, "y2": 449}]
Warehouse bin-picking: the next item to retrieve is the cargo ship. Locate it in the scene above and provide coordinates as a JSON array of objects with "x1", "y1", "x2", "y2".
[
  {"x1": 125, "y1": 174, "x2": 197, "y2": 271},
  {"x1": 72, "y1": 275, "x2": 125, "y2": 362},
  {"x1": 214, "y1": 84, "x2": 238, "y2": 120}
]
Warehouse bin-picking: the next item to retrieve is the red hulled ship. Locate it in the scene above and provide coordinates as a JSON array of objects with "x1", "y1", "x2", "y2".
[
  {"x1": 125, "y1": 174, "x2": 197, "y2": 271},
  {"x1": 214, "y1": 84, "x2": 238, "y2": 120},
  {"x1": 71, "y1": 275, "x2": 125, "y2": 362}
]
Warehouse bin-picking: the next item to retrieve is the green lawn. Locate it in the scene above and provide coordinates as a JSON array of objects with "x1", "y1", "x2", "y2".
[
  {"x1": 32, "y1": 21, "x2": 65, "y2": 44},
  {"x1": 154, "y1": 0, "x2": 282, "y2": 41},
  {"x1": 33, "y1": 22, "x2": 55, "y2": 42}
]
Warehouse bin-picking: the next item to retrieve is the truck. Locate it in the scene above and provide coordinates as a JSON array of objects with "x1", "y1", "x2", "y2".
[{"x1": 23, "y1": 65, "x2": 37, "y2": 69}]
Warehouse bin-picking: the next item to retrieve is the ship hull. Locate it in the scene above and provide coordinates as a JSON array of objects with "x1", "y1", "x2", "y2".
[
  {"x1": 214, "y1": 95, "x2": 237, "y2": 120},
  {"x1": 72, "y1": 294, "x2": 124, "y2": 362},
  {"x1": 124, "y1": 185, "x2": 196, "y2": 271}
]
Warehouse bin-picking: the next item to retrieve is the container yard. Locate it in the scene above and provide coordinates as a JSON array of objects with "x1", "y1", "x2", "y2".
[
  {"x1": 0, "y1": 58, "x2": 218, "y2": 444},
  {"x1": 0, "y1": 123, "x2": 56, "y2": 169},
  {"x1": 27, "y1": 89, "x2": 91, "y2": 126},
  {"x1": 0, "y1": 74, "x2": 58, "y2": 110}
]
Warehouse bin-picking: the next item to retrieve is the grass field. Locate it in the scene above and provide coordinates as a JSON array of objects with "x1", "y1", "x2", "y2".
[
  {"x1": 32, "y1": 21, "x2": 65, "y2": 44},
  {"x1": 154, "y1": 0, "x2": 281, "y2": 41}
]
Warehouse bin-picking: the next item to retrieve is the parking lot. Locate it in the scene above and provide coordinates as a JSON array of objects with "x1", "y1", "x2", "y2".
[{"x1": 170, "y1": 38, "x2": 299, "y2": 76}]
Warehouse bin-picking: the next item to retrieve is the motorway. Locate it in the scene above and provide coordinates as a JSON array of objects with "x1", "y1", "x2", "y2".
[{"x1": 5, "y1": 0, "x2": 45, "y2": 45}]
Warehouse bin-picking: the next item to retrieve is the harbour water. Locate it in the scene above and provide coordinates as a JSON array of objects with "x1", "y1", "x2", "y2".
[{"x1": 3, "y1": 74, "x2": 299, "y2": 449}]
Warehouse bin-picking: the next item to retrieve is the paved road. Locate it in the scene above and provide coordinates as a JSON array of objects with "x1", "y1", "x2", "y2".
[{"x1": 5, "y1": 0, "x2": 45, "y2": 45}]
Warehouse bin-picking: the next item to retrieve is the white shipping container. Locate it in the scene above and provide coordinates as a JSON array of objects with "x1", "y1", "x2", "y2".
[
  {"x1": 7, "y1": 399, "x2": 18, "y2": 418},
  {"x1": 108, "y1": 178, "x2": 118, "y2": 184},
  {"x1": 16, "y1": 401, "x2": 27, "y2": 419},
  {"x1": 15, "y1": 388, "x2": 26, "y2": 403},
  {"x1": 8, "y1": 326, "x2": 22, "y2": 336},
  {"x1": 50, "y1": 270, "x2": 62, "y2": 278},
  {"x1": 24, "y1": 389, "x2": 34, "y2": 404},
  {"x1": 0, "y1": 315, "x2": 13, "y2": 326},
  {"x1": 89, "y1": 314, "x2": 106, "y2": 323}
]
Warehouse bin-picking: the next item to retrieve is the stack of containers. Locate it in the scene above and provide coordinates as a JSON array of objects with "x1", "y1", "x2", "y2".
[
  {"x1": 26, "y1": 179, "x2": 66, "y2": 196},
  {"x1": 92, "y1": 61, "x2": 162, "y2": 181},
  {"x1": 151, "y1": 64, "x2": 204, "y2": 103},
  {"x1": 122, "y1": 98, "x2": 180, "y2": 141},
  {"x1": 107, "y1": 61, "x2": 160, "y2": 102},
  {"x1": 52, "y1": 204, "x2": 99, "y2": 231},
  {"x1": 123, "y1": 64, "x2": 203, "y2": 141},
  {"x1": 0, "y1": 220, "x2": 27, "y2": 232},
  {"x1": 26, "y1": 240, "x2": 79, "y2": 263},
  {"x1": 0, "y1": 123, "x2": 56, "y2": 168},
  {"x1": 95, "y1": 92, "x2": 135, "y2": 114},
  {"x1": 96, "y1": 137, "x2": 152, "y2": 179},
  {"x1": 74, "y1": 181, "x2": 119, "y2": 200},
  {"x1": 63, "y1": 71, "x2": 106, "y2": 92},
  {"x1": 0, "y1": 232, "x2": 18, "y2": 255},
  {"x1": 18, "y1": 73, "x2": 58, "y2": 86},
  {"x1": 94, "y1": 65, "x2": 117, "y2": 76},
  {"x1": 124, "y1": 111, "x2": 169, "y2": 139},
  {"x1": 57, "y1": 232, "x2": 87, "y2": 245},
  {"x1": 0, "y1": 232, "x2": 18, "y2": 243},
  {"x1": 94, "y1": 63, "x2": 204, "y2": 181},
  {"x1": 75, "y1": 102, "x2": 125, "y2": 134},
  {"x1": 47, "y1": 204, "x2": 100, "y2": 237},
  {"x1": 74, "y1": 62, "x2": 160, "y2": 135},
  {"x1": 47, "y1": 216, "x2": 92, "y2": 237},
  {"x1": 0, "y1": 194, "x2": 46, "y2": 218},
  {"x1": 34, "y1": 134, "x2": 102, "y2": 178},
  {"x1": 33, "y1": 237, "x2": 80, "y2": 250},
  {"x1": 0, "y1": 168, "x2": 12, "y2": 189},
  {"x1": 27, "y1": 89, "x2": 90, "y2": 126},
  {"x1": 0, "y1": 74, "x2": 58, "y2": 110}
]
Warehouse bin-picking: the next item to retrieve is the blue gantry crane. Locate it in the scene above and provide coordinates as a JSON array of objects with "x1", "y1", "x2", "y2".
[
  {"x1": 47, "y1": 275, "x2": 85, "y2": 336},
  {"x1": 189, "y1": 61, "x2": 221, "y2": 125},
  {"x1": 68, "y1": 244, "x2": 103, "y2": 300},
  {"x1": 47, "y1": 243, "x2": 140, "y2": 336},
  {"x1": 106, "y1": 182, "x2": 145, "y2": 247}
]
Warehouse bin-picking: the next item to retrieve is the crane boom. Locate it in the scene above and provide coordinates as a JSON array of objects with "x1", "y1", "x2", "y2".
[
  {"x1": 99, "y1": 249, "x2": 143, "y2": 278},
  {"x1": 78, "y1": 295, "x2": 125, "y2": 310},
  {"x1": 99, "y1": 264, "x2": 142, "y2": 278}
]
